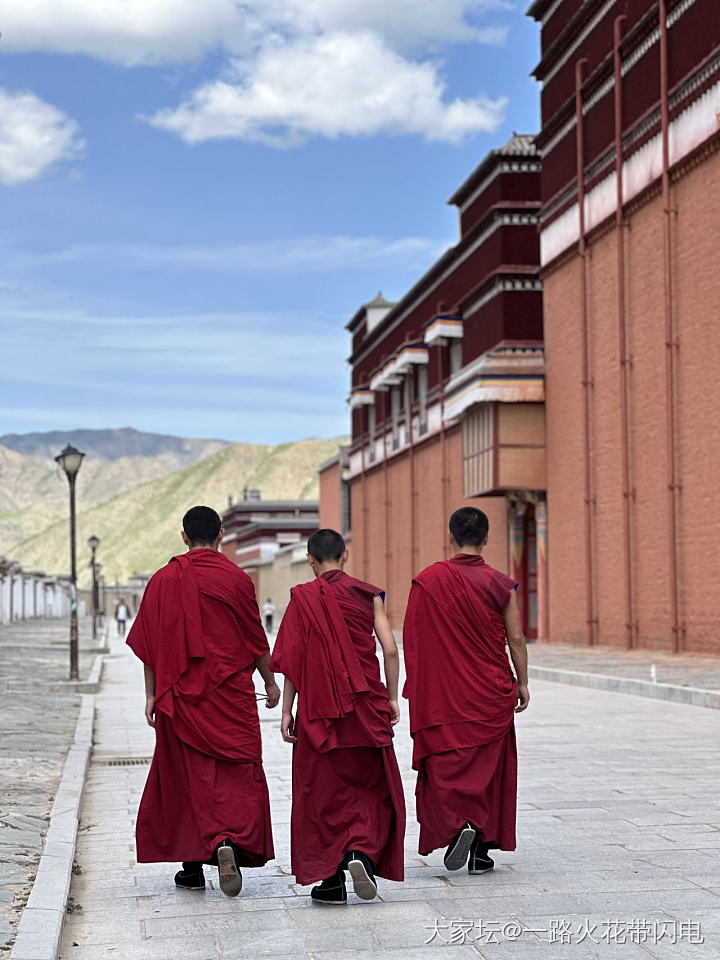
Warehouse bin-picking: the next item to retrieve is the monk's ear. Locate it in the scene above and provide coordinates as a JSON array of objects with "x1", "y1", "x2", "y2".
[
  {"x1": 181, "y1": 530, "x2": 189, "y2": 546},
  {"x1": 482, "y1": 535, "x2": 488, "y2": 548}
]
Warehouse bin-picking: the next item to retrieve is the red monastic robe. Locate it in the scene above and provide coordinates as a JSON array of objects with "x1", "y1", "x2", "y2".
[
  {"x1": 127, "y1": 548, "x2": 274, "y2": 866},
  {"x1": 403, "y1": 553, "x2": 518, "y2": 855},
  {"x1": 270, "y1": 570, "x2": 405, "y2": 885}
]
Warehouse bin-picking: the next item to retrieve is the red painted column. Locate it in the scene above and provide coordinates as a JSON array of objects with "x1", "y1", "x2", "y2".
[
  {"x1": 536, "y1": 498, "x2": 549, "y2": 642},
  {"x1": 510, "y1": 502, "x2": 527, "y2": 633}
]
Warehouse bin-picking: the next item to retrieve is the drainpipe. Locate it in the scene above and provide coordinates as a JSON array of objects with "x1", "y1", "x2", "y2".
[
  {"x1": 659, "y1": 0, "x2": 682, "y2": 653},
  {"x1": 536, "y1": 497, "x2": 549, "y2": 641},
  {"x1": 436, "y1": 344, "x2": 449, "y2": 558},
  {"x1": 405, "y1": 372, "x2": 418, "y2": 575},
  {"x1": 360, "y1": 424, "x2": 370, "y2": 582},
  {"x1": 614, "y1": 15, "x2": 636, "y2": 650},
  {"x1": 575, "y1": 57, "x2": 597, "y2": 646}
]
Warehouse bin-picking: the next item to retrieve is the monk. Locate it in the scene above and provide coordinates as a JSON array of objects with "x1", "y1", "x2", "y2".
[
  {"x1": 402, "y1": 506, "x2": 529, "y2": 874},
  {"x1": 270, "y1": 528, "x2": 405, "y2": 904},
  {"x1": 127, "y1": 505, "x2": 280, "y2": 897}
]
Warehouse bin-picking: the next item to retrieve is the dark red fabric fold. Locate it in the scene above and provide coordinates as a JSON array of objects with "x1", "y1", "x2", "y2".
[
  {"x1": 402, "y1": 557, "x2": 517, "y2": 767},
  {"x1": 127, "y1": 548, "x2": 274, "y2": 866},
  {"x1": 402, "y1": 554, "x2": 519, "y2": 855},
  {"x1": 271, "y1": 570, "x2": 405, "y2": 883},
  {"x1": 127, "y1": 548, "x2": 270, "y2": 761},
  {"x1": 273, "y1": 576, "x2": 369, "y2": 721}
]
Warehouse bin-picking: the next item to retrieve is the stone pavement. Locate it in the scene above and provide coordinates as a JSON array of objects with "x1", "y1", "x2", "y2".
[
  {"x1": 0, "y1": 618, "x2": 106, "y2": 955},
  {"x1": 60, "y1": 632, "x2": 720, "y2": 960},
  {"x1": 527, "y1": 643, "x2": 720, "y2": 693}
]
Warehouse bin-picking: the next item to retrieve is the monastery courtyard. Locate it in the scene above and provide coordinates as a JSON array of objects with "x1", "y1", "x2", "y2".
[{"x1": 50, "y1": 628, "x2": 720, "y2": 960}]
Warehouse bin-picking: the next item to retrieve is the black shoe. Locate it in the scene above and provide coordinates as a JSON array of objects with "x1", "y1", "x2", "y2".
[
  {"x1": 444, "y1": 822, "x2": 477, "y2": 871},
  {"x1": 216, "y1": 840, "x2": 243, "y2": 898},
  {"x1": 174, "y1": 865, "x2": 205, "y2": 890},
  {"x1": 345, "y1": 850, "x2": 377, "y2": 901},
  {"x1": 468, "y1": 837, "x2": 495, "y2": 875},
  {"x1": 311, "y1": 871, "x2": 347, "y2": 905}
]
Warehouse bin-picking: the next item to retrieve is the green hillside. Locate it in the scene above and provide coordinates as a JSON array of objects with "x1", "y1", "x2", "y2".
[{"x1": 2, "y1": 437, "x2": 344, "y2": 585}]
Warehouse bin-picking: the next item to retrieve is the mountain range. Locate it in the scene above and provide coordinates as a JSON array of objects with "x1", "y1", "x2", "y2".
[{"x1": 0, "y1": 428, "x2": 343, "y2": 586}]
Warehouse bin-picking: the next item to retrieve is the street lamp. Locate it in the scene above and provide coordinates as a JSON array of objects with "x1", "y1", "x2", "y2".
[
  {"x1": 87, "y1": 535, "x2": 100, "y2": 642},
  {"x1": 55, "y1": 444, "x2": 85, "y2": 680}
]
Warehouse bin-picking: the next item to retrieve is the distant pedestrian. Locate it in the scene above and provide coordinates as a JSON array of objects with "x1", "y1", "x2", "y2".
[
  {"x1": 115, "y1": 598, "x2": 130, "y2": 637},
  {"x1": 262, "y1": 598, "x2": 276, "y2": 633},
  {"x1": 126, "y1": 506, "x2": 279, "y2": 897}
]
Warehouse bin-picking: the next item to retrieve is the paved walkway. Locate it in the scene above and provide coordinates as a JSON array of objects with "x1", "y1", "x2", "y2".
[
  {"x1": 60, "y1": 633, "x2": 719, "y2": 960},
  {"x1": 0, "y1": 618, "x2": 102, "y2": 955},
  {"x1": 528, "y1": 643, "x2": 720, "y2": 692}
]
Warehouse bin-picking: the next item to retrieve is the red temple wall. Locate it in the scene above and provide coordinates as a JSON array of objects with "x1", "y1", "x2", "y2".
[{"x1": 543, "y1": 146, "x2": 720, "y2": 653}]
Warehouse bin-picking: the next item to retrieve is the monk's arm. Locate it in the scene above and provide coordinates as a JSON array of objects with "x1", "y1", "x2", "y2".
[
  {"x1": 281, "y1": 677, "x2": 298, "y2": 743},
  {"x1": 373, "y1": 596, "x2": 400, "y2": 725},
  {"x1": 504, "y1": 592, "x2": 530, "y2": 713},
  {"x1": 143, "y1": 664, "x2": 156, "y2": 728},
  {"x1": 253, "y1": 652, "x2": 281, "y2": 708}
]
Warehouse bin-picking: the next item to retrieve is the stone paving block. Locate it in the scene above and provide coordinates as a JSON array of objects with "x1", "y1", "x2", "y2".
[
  {"x1": 11, "y1": 907, "x2": 64, "y2": 960},
  {"x1": 574, "y1": 887, "x2": 720, "y2": 916},
  {"x1": 429, "y1": 892, "x2": 590, "y2": 918},
  {"x1": 26, "y1": 854, "x2": 73, "y2": 911},
  {"x1": 312, "y1": 949, "x2": 480, "y2": 960},
  {"x1": 218, "y1": 924, "x2": 380, "y2": 957},
  {"x1": 59, "y1": 937, "x2": 220, "y2": 959},
  {"x1": 144, "y1": 908, "x2": 294, "y2": 942},
  {"x1": 58, "y1": 918, "x2": 143, "y2": 946},
  {"x1": 136, "y1": 893, "x2": 288, "y2": 919}
]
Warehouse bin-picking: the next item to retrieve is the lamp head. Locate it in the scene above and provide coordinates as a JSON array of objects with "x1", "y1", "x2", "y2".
[
  {"x1": 55, "y1": 444, "x2": 85, "y2": 478},
  {"x1": 87, "y1": 534, "x2": 100, "y2": 552}
]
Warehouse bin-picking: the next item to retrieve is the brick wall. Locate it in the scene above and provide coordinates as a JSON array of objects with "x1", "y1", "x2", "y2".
[
  {"x1": 544, "y1": 146, "x2": 720, "y2": 653},
  {"x1": 348, "y1": 426, "x2": 510, "y2": 628},
  {"x1": 318, "y1": 460, "x2": 341, "y2": 532}
]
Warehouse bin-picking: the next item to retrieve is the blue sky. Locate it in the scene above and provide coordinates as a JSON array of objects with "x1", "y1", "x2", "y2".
[{"x1": 0, "y1": 1, "x2": 540, "y2": 444}]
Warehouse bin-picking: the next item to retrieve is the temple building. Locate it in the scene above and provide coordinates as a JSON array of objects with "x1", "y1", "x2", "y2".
[
  {"x1": 528, "y1": 0, "x2": 719, "y2": 653},
  {"x1": 320, "y1": 134, "x2": 546, "y2": 633},
  {"x1": 220, "y1": 496, "x2": 319, "y2": 620},
  {"x1": 320, "y1": 0, "x2": 720, "y2": 655}
]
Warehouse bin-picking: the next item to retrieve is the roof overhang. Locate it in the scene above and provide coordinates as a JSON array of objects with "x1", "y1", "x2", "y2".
[{"x1": 424, "y1": 315, "x2": 463, "y2": 346}]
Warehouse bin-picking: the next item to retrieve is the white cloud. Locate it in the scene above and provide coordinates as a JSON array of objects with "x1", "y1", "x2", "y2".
[
  {"x1": 2, "y1": 2, "x2": 510, "y2": 147},
  {"x1": 247, "y1": 0, "x2": 510, "y2": 49},
  {"x1": 1, "y1": 0, "x2": 509, "y2": 64},
  {"x1": 147, "y1": 31, "x2": 507, "y2": 145},
  {"x1": 0, "y1": 89, "x2": 84, "y2": 185},
  {"x1": 0, "y1": 0, "x2": 248, "y2": 66},
  {"x1": 9, "y1": 234, "x2": 449, "y2": 272}
]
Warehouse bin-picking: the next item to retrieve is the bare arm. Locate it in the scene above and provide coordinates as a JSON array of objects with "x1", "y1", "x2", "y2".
[
  {"x1": 280, "y1": 677, "x2": 298, "y2": 743},
  {"x1": 253, "y1": 652, "x2": 280, "y2": 708},
  {"x1": 373, "y1": 595, "x2": 400, "y2": 725},
  {"x1": 504, "y1": 591, "x2": 530, "y2": 712},
  {"x1": 143, "y1": 663, "x2": 156, "y2": 728}
]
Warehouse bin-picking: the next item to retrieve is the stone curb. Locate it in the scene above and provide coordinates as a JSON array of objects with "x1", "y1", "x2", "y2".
[
  {"x1": 528, "y1": 665, "x2": 720, "y2": 709},
  {"x1": 60, "y1": 654, "x2": 105, "y2": 695},
  {"x1": 10, "y1": 694, "x2": 96, "y2": 960}
]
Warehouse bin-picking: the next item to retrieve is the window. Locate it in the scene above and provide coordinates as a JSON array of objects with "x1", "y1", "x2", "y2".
[
  {"x1": 390, "y1": 386, "x2": 401, "y2": 449},
  {"x1": 450, "y1": 340, "x2": 463, "y2": 374},
  {"x1": 462, "y1": 403, "x2": 494, "y2": 495},
  {"x1": 417, "y1": 366, "x2": 428, "y2": 433},
  {"x1": 368, "y1": 403, "x2": 376, "y2": 462}
]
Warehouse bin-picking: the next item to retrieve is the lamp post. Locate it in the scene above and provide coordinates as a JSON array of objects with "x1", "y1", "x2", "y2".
[
  {"x1": 96, "y1": 566, "x2": 105, "y2": 629},
  {"x1": 55, "y1": 444, "x2": 85, "y2": 680},
  {"x1": 87, "y1": 535, "x2": 100, "y2": 642}
]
